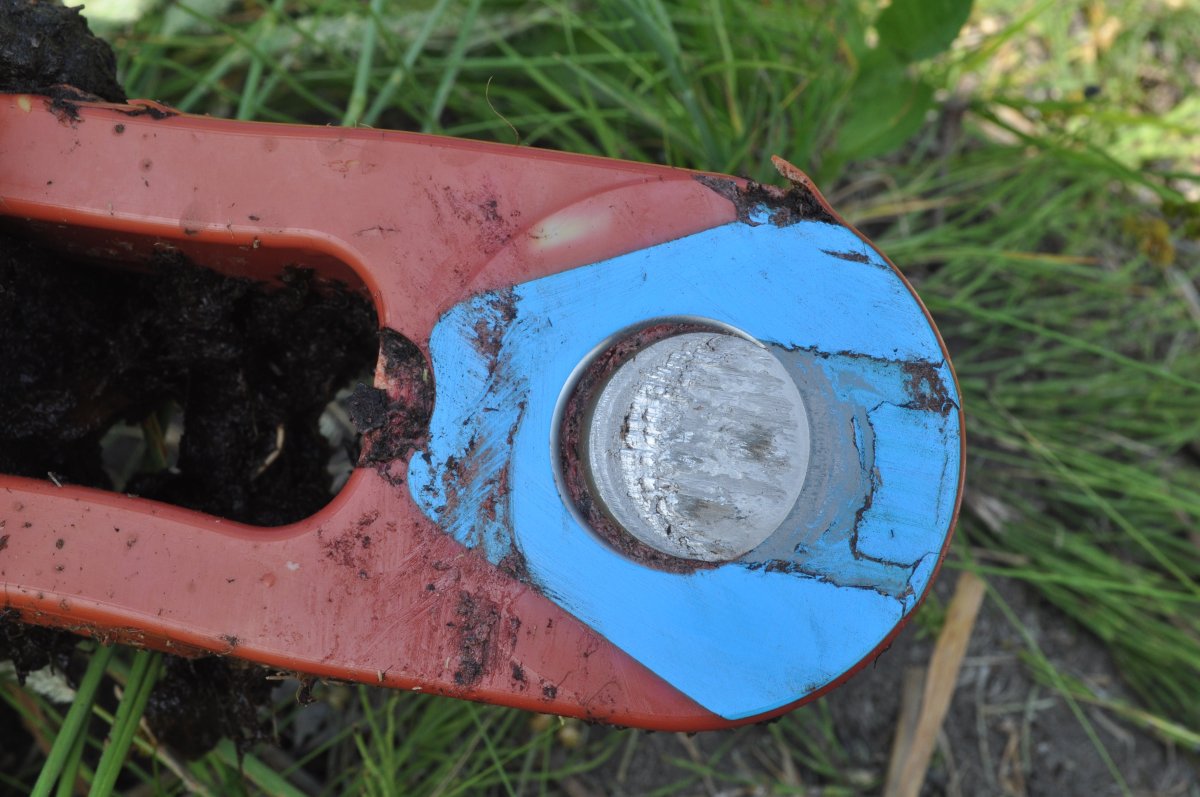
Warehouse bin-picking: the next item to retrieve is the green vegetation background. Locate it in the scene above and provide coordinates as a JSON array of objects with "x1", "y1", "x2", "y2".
[{"x1": 4, "y1": 0, "x2": 1198, "y2": 794}]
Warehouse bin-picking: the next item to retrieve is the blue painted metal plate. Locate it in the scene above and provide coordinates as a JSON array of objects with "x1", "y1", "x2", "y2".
[{"x1": 408, "y1": 216, "x2": 961, "y2": 720}]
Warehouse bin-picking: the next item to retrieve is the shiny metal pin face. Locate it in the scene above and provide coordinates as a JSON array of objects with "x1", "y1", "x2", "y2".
[{"x1": 584, "y1": 331, "x2": 810, "y2": 563}]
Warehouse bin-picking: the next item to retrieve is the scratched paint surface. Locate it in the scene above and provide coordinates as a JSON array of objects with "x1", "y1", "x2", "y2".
[{"x1": 408, "y1": 218, "x2": 961, "y2": 720}]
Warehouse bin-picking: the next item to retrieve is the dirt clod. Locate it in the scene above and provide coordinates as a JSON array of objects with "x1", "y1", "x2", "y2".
[
  {"x1": 346, "y1": 383, "x2": 389, "y2": 432},
  {"x1": 0, "y1": 0, "x2": 126, "y2": 104},
  {"x1": 357, "y1": 329, "x2": 434, "y2": 469},
  {"x1": 695, "y1": 173, "x2": 838, "y2": 227},
  {"x1": 0, "y1": 608, "x2": 78, "y2": 685},
  {"x1": 144, "y1": 657, "x2": 272, "y2": 760}
]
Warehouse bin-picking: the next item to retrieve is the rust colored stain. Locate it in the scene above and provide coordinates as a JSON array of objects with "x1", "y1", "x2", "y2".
[
  {"x1": 480, "y1": 467, "x2": 508, "y2": 524},
  {"x1": 496, "y1": 541, "x2": 530, "y2": 584},
  {"x1": 470, "y1": 287, "x2": 518, "y2": 371},
  {"x1": 902, "y1": 361, "x2": 956, "y2": 416}
]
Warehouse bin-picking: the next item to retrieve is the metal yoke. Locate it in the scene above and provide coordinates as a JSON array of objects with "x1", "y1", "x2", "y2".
[{"x1": 0, "y1": 94, "x2": 964, "y2": 730}]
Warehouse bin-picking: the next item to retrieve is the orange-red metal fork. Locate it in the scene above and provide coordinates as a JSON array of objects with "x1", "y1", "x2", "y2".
[
  {"x1": 0, "y1": 94, "x2": 964, "y2": 730},
  {"x1": 0, "y1": 94, "x2": 758, "y2": 729}
]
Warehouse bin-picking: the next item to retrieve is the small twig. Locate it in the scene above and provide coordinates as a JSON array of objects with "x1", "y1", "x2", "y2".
[
  {"x1": 675, "y1": 732, "x2": 718, "y2": 797},
  {"x1": 485, "y1": 76, "x2": 520, "y2": 146},
  {"x1": 883, "y1": 667, "x2": 925, "y2": 790},
  {"x1": 615, "y1": 729, "x2": 639, "y2": 786},
  {"x1": 1088, "y1": 706, "x2": 1135, "y2": 750},
  {"x1": 936, "y1": 728, "x2": 963, "y2": 797},
  {"x1": 997, "y1": 717, "x2": 1027, "y2": 797},
  {"x1": 884, "y1": 571, "x2": 987, "y2": 797}
]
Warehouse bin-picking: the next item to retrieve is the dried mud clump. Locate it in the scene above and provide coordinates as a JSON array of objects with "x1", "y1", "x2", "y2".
[
  {"x1": 452, "y1": 591, "x2": 501, "y2": 687},
  {"x1": 143, "y1": 657, "x2": 273, "y2": 759},
  {"x1": 0, "y1": 0, "x2": 126, "y2": 102},
  {"x1": 0, "y1": 608, "x2": 79, "y2": 684},
  {"x1": 694, "y1": 173, "x2": 838, "y2": 227}
]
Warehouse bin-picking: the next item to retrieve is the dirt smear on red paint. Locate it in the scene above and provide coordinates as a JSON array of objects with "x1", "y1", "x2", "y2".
[
  {"x1": 450, "y1": 591, "x2": 501, "y2": 687},
  {"x1": 695, "y1": 173, "x2": 838, "y2": 227}
]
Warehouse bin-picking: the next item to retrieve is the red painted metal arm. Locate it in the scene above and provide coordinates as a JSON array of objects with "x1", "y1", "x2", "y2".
[{"x1": 0, "y1": 95, "x2": 751, "y2": 729}]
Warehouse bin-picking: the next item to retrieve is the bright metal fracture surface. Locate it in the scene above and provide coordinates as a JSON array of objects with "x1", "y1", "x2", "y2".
[{"x1": 586, "y1": 332, "x2": 810, "y2": 562}]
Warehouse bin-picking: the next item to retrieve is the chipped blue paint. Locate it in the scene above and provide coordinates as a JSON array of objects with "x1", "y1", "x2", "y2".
[{"x1": 408, "y1": 219, "x2": 961, "y2": 720}]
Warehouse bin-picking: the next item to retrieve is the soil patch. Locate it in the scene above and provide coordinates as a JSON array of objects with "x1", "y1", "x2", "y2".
[
  {"x1": 695, "y1": 173, "x2": 838, "y2": 227},
  {"x1": 0, "y1": 608, "x2": 79, "y2": 684},
  {"x1": 0, "y1": 229, "x2": 378, "y2": 525},
  {"x1": 143, "y1": 656, "x2": 273, "y2": 759},
  {"x1": 0, "y1": 229, "x2": 378, "y2": 770},
  {"x1": 0, "y1": 0, "x2": 126, "y2": 104}
]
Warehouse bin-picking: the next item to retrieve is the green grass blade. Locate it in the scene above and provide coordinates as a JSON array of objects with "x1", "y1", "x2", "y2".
[
  {"x1": 52, "y1": 705, "x2": 90, "y2": 797},
  {"x1": 88, "y1": 649, "x2": 161, "y2": 797},
  {"x1": 211, "y1": 738, "x2": 310, "y2": 797},
  {"x1": 236, "y1": 0, "x2": 284, "y2": 120},
  {"x1": 422, "y1": 0, "x2": 483, "y2": 133},
  {"x1": 361, "y1": 0, "x2": 455, "y2": 128},
  {"x1": 341, "y1": 0, "x2": 385, "y2": 126},
  {"x1": 30, "y1": 644, "x2": 115, "y2": 797}
]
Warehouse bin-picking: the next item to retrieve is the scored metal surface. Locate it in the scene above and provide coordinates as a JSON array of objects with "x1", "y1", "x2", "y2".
[{"x1": 586, "y1": 331, "x2": 810, "y2": 562}]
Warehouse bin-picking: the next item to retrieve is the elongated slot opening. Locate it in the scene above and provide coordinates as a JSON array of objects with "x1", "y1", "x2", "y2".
[{"x1": 0, "y1": 221, "x2": 379, "y2": 527}]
